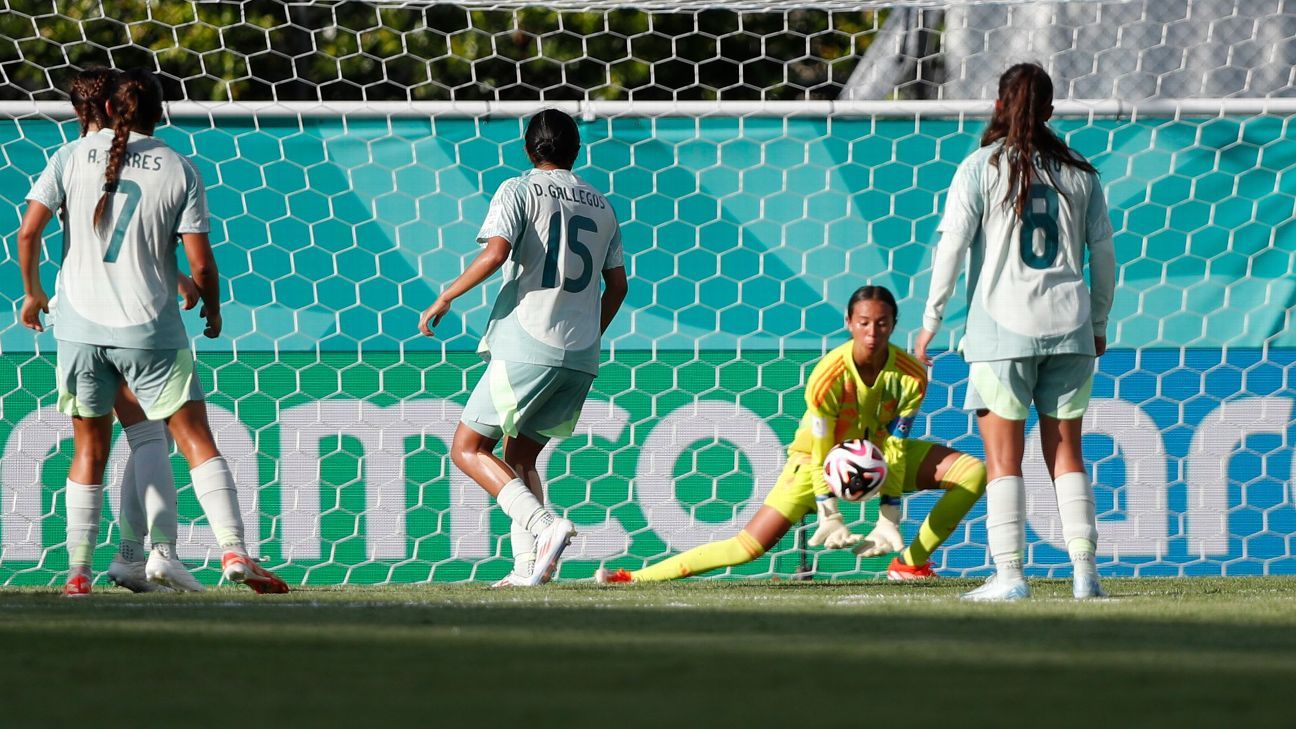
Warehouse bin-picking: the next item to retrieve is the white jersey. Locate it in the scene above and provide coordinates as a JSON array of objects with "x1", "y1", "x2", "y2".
[
  {"x1": 923, "y1": 141, "x2": 1116, "y2": 361},
  {"x1": 475, "y1": 168, "x2": 624, "y2": 375},
  {"x1": 26, "y1": 128, "x2": 209, "y2": 350}
]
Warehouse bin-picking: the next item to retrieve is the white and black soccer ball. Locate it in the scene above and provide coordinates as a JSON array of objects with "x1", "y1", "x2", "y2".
[{"x1": 823, "y1": 439, "x2": 888, "y2": 502}]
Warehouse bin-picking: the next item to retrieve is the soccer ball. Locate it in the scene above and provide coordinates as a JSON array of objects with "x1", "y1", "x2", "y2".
[{"x1": 823, "y1": 439, "x2": 888, "y2": 502}]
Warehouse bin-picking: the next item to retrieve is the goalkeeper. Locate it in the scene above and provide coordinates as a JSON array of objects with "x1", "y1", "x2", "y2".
[{"x1": 596, "y1": 285, "x2": 986, "y2": 584}]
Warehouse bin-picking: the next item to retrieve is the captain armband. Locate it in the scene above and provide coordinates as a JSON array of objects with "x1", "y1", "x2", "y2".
[{"x1": 890, "y1": 415, "x2": 915, "y2": 439}]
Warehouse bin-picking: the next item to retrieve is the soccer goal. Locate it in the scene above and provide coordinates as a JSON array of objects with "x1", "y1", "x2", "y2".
[{"x1": 0, "y1": 0, "x2": 1294, "y2": 585}]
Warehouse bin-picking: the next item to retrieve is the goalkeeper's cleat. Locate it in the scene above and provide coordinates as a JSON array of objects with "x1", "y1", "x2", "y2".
[
  {"x1": 886, "y1": 557, "x2": 938, "y2": 581},
  {"x1": 530, "y1": 518, "x2": 576, "y2": 586},
  {"x1": 961, "y1": 574, "x2": 1031, "y2": 602},
  {"x1": 221, "y1": 552, "x2": 290, "y2": 594},
  {"x1": 490, "y1": 572, "x2": 534, "y2": 588},
  {"x1": 1073, "y1": 572, "x2": 1108, "y2": 600},
  {"x1": 145, "y1": 550, "x2": 205, "y2": 592},
  {"x1": 64, "y1": 569, "x2": 92, "y2": 597},
  {"x1": 594, "y1": 567, "x2": 633, "y2": 585},
  {"x1": 108, "y1": 555, "x2": 173, "y2": 593}
]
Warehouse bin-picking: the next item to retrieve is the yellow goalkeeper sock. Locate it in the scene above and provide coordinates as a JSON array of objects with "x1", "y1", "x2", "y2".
[
  {"x1": 902, "y1": 454, "x2": 986, "y2": 566},
  {"x1": 631, "y1": 530, "x2": 766, "y2": 583}
]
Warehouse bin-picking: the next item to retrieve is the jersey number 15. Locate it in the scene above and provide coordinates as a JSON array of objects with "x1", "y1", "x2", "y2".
[{"x1": 542, "y1": 211, "x2": 596, "y2": 293}]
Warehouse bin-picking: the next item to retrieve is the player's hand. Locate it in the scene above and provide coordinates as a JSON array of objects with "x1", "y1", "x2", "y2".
[
  {"x1": 20, "y1": 293, "x2": 49, "y2": 332},
  {"x1": 808, "y1": 496, "x2": 863, "y2": 550},
  {"x1": 419, "y1": 297, "x2": 451, "y2": 337},
  {"x1": 200, "y1": 305, "x2": 222, "y2": 338},
  {"x1": 1094, "y1": 336, "x2": 1107, "y2": 357},
  {"x1": 913, "y1": 328, "x2": 936, "y2": 366},
  {"x1": 178, "y1": 276, "x2": 200, "y2": 310},
  {"x1": 853, "y1": 502, "x2": 903, "y2": 557}
]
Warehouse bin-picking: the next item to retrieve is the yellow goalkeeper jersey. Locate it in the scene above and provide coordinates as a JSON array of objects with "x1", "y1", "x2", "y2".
[{"x1": 789, "y1": 341, "x2": 928, "y2": 497}]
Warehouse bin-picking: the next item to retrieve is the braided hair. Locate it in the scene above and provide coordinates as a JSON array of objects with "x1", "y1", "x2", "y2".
[
  {"x1": 980, "y1": 63, "x2": 1097, "y2": 217},
  {"x1": 69, "y1": 67, "x2": 117, "y2": 137},
  {"x1": 524, "y1": 109, "x2": 581, "y2": 169},
  {"x1": 93, "y1": 68, "x2": 163, "y2": 231}
]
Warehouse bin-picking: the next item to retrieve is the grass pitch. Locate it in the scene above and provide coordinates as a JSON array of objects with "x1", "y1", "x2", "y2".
[{"x1": 3, "y1": 577, "x2": 1294, "y2": 728}]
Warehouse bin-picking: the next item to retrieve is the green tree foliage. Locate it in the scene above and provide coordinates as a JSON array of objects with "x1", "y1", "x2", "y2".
[{"x1": 1, "y1": 1, "x2": 881, "y2": 102}]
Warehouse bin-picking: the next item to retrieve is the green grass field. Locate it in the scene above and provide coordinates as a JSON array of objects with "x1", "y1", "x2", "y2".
[{"x1": 4, "y1": 577, "x2": 1294, "y2": 728}]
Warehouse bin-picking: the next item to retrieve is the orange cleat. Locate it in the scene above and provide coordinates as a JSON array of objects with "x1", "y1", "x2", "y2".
[
  {"x1": 64, "y1": 570, "x2": 92, "y2": 597},
  {"x1": 222, "y1": 552, "x2": 290, "y2": 594},
  {"x1": 887, "y1": 557, "x2": 938, "y2": 581},
  {"x1": 594, "y1": 567, "x2": 633, "y2": 585}
]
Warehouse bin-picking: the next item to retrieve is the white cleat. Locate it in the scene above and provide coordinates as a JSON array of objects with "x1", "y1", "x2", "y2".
[
  {"x1": 962, "y1": 574, "x2": 1031, "y2": 602},
  {"x1": 1073, "y1": 572, "x2": 1108, "y2": 599},
  {"x1": 490, "y1": 572, "x2": 534, "y2": 588},
  {"x1": 108, "y1": 555, "x2": 173, "y2": 593},
  {"x1": 529, "y1": 518, "x2": 576, "y2": 586},
  {"x1": 146, "y1": 550, "x2": 205, "y2": 592}
]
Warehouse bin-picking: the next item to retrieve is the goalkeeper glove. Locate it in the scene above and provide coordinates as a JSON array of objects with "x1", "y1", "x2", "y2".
[
  {"x1": 808, "y1": 496, "x2": 863, "y2": 550},
  {"x1": 853, "y1": 501, "x2": 903, "y2": 557}
]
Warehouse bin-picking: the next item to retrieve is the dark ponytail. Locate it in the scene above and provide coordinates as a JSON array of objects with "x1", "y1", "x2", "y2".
[
  {"x1": 68, "y1": 67, "x2": 117, "y2": 137},
  {"x1": 524, "y1": 109, "x2": 581, "y2": 169},
  {"x1": 981, "y1": 63, "x2": 1096, "y2": 217},
  {"x1": 93, "y1": 68, "x2": 164, "y2": 231},
  {"x1": 845, "y1": 285, "x2": 898, "y2": 322}
]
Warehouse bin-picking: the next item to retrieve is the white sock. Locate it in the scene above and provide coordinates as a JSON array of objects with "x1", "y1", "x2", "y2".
[
  {"x1": 191, "y1": 456, "x2": 246, "y2": 553},
  {"x1": 496, "y1": 479, "x2": 554, "y2": 536},
  {"x1": 152, "y1": 541, "x2": 177, "y2": 560},
  {"x1": 66, "y1": 479, "x2": 104, "y2": 568},
  {"x1": 124, "y1": 420, "x2": 178, "y2": 546},
  {"x1": 511, "y1": 523, "x2": 536, "y2": 577},
  {"x1": 116, "y1": 450, "x2": 146, "y2": 562},
  {"x1": 1055, "y1": 471, "x2": 1099, "y2": 576},
  {"x1": 986, "y1": 476, "x2": 1025, "y2": 581}
]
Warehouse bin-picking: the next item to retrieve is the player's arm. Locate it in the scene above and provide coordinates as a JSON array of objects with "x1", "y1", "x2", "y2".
[
  {"x1": 916, "y1": 156, "x2": 984, "y2": 364},
  {"x1": 177, "y1": 273, "x2": 200, "y2": 310},
  {"x1": 599, "y1": 265, "x2": 627, "y2": 334},
  {"x1": 855, "y1": 371, "x2": 925, "y2": 557},
  {"x1": 419, "y1": 235, "x2": 512, "y2": 337},
  {"x1": 599, "y1": 220, "x2": 628, "y2": 334},
  {"x1": 17, "y1": 202, "x2": 53, "y2": 332},
  {"x1": 803, "y1": 361, "x2": 863, "y2": 550},
  {"x1": 180, "y1": 232, "x2": 221, "y2": 338},
  {"x1": 1085, "y1": 174, "x2": 1116, "y2": 356}
]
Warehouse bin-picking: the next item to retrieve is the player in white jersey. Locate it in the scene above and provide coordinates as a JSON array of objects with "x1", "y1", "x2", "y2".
[
  {"x1": 915, "y1": 63, "x2": 1117, "y2": 601},
  {"x1": 419, "y1": 109, "x2": 629, "y2": 587},
  {"x1": 18, "y1": 68, "x2": 287, "y2": 595},
  {"x1": 61, "y1": 67, "x2": 203, "y2": 593}
]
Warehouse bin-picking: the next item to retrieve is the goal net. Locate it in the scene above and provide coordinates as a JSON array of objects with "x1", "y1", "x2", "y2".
[{"x1": 1, "y1": 0, "x2": 1294, "y2": 585}]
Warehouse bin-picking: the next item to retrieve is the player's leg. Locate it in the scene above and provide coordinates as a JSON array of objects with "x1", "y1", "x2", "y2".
[
  {"x1": 601, "y1": 456, "x2": 810, "y2": 584},
  {"x1": 456, "y1": 360, "x2": 579, "y2": 585},
  {"x1": 65, "y1": 414, "x2": 114, "y2": 596},
  {"x1": 961, "y1": 360, "x2": 1033, "y2": 601},
  {"x1": 117, "y1": 347, "x2": 282, "y2": 593},
  {"x1": 106, "y1": 387, "x2": 183, "y2": 592},
  {"x1": 56, "y1": 342, "x2": 119, "y2": 596},
  {"x1": 606, "y1": 508, "x2": 791, "y2": 584},
  {"x1": 889, "y1": 442, "x2": 986, "y2": 580},
  {"x1": 500, "y1": 434, "x2": 545, "y2": 584},
  {"x1": 1036, "y1": 354, "x2": 1104, "y2": 599},
  {"x1": 113, "y1": 388, "x2": 149, "y2": 564}
]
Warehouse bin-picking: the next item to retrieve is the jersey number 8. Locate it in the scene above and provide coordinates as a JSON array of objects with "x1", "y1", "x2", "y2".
[{"x1": 1019, "y1": 183, "x2": 1059, "y2": 270}]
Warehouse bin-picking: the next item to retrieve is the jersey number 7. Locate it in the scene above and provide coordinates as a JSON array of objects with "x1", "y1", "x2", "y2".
[{"x1": 102, "y1": 179, "x2": 143, "y2": 263}]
